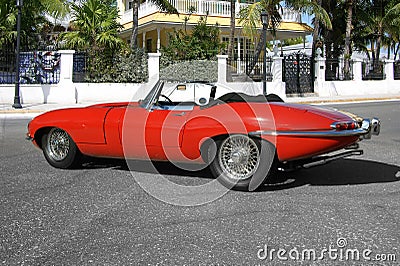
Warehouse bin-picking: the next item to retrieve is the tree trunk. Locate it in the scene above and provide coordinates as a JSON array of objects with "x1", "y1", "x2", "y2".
[
  {"x1": 311, "y1": 0, "x2": 322, "y2": 59},
  {"x1": 130, "y1": 0, "x2": 139, "y2": 49},
  {"x1": 371, "y1": 41, "x2": 375, "y2": 63},
  {"x1": 343, "y1": 0, "x2": 353, "y2": 80},
  {"x1": 227, "y1": 0, "x2": 236, "y2": 60},
  {"x1": 246, "y1": 30, "x2": 265, "y2": 76},
  {"x1": 395, "y1": 43, "x2": 400, "y2": 60},
  {"x1": 375, "y1": 30, "x2": 382, "y2": 65}
]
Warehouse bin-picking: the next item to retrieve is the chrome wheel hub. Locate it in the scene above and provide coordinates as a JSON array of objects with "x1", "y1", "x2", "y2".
[
  {"x1": 47, "y1": 128, "x2": 70, "y2": 161},
  {"x1": 219, "y1": 135, "x2": 260, "y2": 180}
]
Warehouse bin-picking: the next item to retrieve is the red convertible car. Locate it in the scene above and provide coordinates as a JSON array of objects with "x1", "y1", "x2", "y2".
[{"x1": 27, "y1": 80, "x2": 380, "y2": 191}]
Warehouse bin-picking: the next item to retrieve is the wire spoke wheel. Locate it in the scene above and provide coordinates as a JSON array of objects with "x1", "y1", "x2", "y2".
[
  {"x1": 47, "y1": 128, "x2": 70, "y2": 161},
  {"x1": 42, "y1": 127, "x2": 81, "y2": 169},
  {"x1": 210, "y1": 134, "x2": 276, "y2": 191},
  {"x1": 218, "y1": 135, "x2": 260, "y2": 181}
]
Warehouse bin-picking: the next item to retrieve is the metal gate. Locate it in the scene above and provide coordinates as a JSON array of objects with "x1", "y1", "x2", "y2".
[{"x1": 283, "y1": 52, "x2": 314, "y2": 94}]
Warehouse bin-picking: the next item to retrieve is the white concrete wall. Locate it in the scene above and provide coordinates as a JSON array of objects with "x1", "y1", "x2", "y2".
[
  {"x1": 0, "y1": 83, "x2": 152, "y2": 104},
  {"x1": 1, "y1": 51, "x2": 399, "y2": 105},
  {"x1": 75, "y1": 83, "x2": 150, "y2": 103}
]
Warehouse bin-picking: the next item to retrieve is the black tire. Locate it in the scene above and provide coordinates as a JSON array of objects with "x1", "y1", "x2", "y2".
[
  {"x1": 209, "y1": 134, "x2": 276, "y2": 191},
  {"x1": 41, "y1": 128, "x2": 81, "y2": 169}
]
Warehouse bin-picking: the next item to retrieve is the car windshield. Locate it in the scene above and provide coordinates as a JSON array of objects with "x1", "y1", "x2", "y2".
[
  {"x1": 139, "y1": 80, "x2": 164, "y2": 109},
  {"x1": 140, "y1": 80, "x2": 216, "y2": 108}
]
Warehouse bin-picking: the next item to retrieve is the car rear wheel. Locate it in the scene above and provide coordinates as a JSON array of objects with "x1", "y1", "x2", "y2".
[
  {"x1": 42, "y1": 128, "x2": 81, "y2": 169},
  {"x1": 210, "y1": 134, "x2": 276, "y2": 191}
]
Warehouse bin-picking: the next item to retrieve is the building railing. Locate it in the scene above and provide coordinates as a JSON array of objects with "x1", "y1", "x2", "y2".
[
  {"x1": 120, "y1": 0, "x2": 301, "y2": 24},
  {"x1": 362, "y1": 60, "x2": 385, "y2": 80}
]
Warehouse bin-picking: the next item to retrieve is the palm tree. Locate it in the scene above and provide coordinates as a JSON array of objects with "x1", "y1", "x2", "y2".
[
  {"x1": 130, "y1": 0, "x2": 178, "y2": 48},
  {"x1": 227, "y1": 0, "x2": 236, "y2": 60},
  {"x1": 385, "y1": 9, "x2": 400, "y2": 60},
  {"x1": 238, "y1": 0, "x2": 331, "y2": 75},
  {"x1": 59, "y1": 0, "x2": 124, "y2": 52},
  {"x1": 343, "y1": 0, "x2": 353, "y2": 80},
  {"x1": 59, "y1": 0, "x2": 125, "y2": 80},
  {"x1": 238, "y1": 0, "x2": 283, "y2": 75},
  {"x1": 354, "y1": 0, "x2": 400, "y2": 67},
  {"x1": 0, "y1": 1, "x2": 16, "y2": 46},
  {"x1": 39, "y1": 0, "x2": 70, "y2": 19},
  {"x1": 0, "y1": 0, "x2": 69, "y2": 47}
]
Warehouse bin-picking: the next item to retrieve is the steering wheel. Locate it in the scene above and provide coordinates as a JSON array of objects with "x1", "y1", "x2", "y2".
[{"x1": 160, "y1": 94, "x2": 173, "y2": 104}]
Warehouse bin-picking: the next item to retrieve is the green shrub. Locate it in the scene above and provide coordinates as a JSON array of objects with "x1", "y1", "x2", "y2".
[
  {"x1": 85, "y1": 48, "x2": 148, "y2": 83},
  {"x1": 160, "y1": 59, "x2": 217, "y2": 82}
]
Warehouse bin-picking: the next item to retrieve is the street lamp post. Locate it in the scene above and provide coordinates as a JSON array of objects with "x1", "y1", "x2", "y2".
[
  {"x1": 13, "y1": 0, "x2": 23, "y2": 109},
  {"x1": 260, "y1": 12, "x2": 269, "y2": 95}
]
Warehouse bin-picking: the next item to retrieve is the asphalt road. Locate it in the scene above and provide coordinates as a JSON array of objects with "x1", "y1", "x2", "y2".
[{"x1": 1, "y1": 101, "x2": 399, "y2": 265}]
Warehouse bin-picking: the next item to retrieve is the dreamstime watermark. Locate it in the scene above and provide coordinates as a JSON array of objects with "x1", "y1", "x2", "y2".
[{"x1": 256, "y1": 237, "x2": 397, "y2": 262}]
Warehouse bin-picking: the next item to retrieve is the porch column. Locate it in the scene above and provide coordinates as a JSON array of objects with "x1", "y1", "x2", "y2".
[
  {"x1": 384, "y1": 59, "x2": 395, "y2": 80},
  {"x1": 198, "y1": 0, "x2": 203, "y2": 14},
  {"x1": 217, "y1": 55, "x2": 228, "y2": 84},
  {"x1": 352, "y1": 58, "x2": 363, "y2": 81},
  {"x1": 271, "y1": 56, "x2": 283, "y2": 82},
  {"x1": 237, "y1": 36, "x2": 241, "y2": 73},
  {"x1": 142, "y1": 31, "x2": 146, "y2": 50},
  {"x1": 235, "y1": 0, "x2": 240, "y2": 14},
  {"x1": 338, "y1": 55, "x2": 344, "y2": 80},
  {"x1": 157, "y1": 28, "x2": 161, "y2": 52}
]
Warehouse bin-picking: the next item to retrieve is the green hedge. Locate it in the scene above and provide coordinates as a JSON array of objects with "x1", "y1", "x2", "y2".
[
  {"x1": 160, "y1": 59, "x2": 217, "y2": 82},
  {"x1": 85, "y1": 48, "x2": 148, "y2": 83}
]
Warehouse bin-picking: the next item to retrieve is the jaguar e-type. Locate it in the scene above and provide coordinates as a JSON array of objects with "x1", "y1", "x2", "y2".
[{"x1": 27, "y1": 80, "x2": 380, "y2": 191}]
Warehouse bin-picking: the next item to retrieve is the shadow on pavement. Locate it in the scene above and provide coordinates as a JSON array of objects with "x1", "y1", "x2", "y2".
[
  {"x1": 80, "y1": 157, "x2": 400, "y2": 191},
  {"x1": 259, "y1": 159, "x2": 400, "y2": 191},
  {"x1": 81, "y1": 157, "x2": 214, "y2": 178}
]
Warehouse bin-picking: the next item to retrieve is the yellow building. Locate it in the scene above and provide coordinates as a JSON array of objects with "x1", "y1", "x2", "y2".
[{"x1": 117, "y1": 0, "x2": 313, "y2": 57}]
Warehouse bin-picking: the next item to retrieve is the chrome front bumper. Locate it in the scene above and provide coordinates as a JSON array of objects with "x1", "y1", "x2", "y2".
[{"x1": 250, "y1": 118, "x2": 381, "y2": 139}]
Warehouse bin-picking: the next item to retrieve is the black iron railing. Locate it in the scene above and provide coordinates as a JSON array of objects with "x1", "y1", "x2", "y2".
[
  {"x1": 227, "y1": 54, "x2": 272, "y2": 82},
  {"x1": 73, "y1": 52, "x2": 88, "y2": 83},
  {"x1": 325, "y1": 58, "x2": 354, "y2": 81},
  {"x1": 282, "y1": 52, "x2": 314, "y2": 94},
  {"x1": 394, "y1": 61, "x2": 400, "y2": 80},
  {"x1": 0, "y1": 48, "x2": 60, "y2": 84},
  {"x1": 362, "y1": 60, "x2": 385, "y2": 80},
  {"x1": 0, "y1": 47, "x2": 16, "y2": 84}
]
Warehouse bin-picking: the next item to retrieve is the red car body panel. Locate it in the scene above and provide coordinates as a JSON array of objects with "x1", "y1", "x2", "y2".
[
  {"x1": 30, "y1": 107, "x2": 109, "y2": 145},
  {"x1": 28, "y1": 99, "x2": 360, "y2": 164}
]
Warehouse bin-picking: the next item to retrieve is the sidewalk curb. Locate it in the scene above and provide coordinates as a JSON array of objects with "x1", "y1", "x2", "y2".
[{"x1": 286, "y1": 96, "x2": 400, "y2": 105}]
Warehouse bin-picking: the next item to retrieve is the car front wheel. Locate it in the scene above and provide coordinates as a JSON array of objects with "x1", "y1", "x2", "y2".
[
  {"x1": 42, "y1": 128, "x2": 81, "y2": 169},
  {"x1": 210, "y1": 134, "x2": 276, "y2": 191}
]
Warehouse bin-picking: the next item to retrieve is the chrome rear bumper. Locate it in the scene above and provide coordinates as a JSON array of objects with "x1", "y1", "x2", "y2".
[{"x1": 250, "y1": 118, "x2": 381, "y2": 139}]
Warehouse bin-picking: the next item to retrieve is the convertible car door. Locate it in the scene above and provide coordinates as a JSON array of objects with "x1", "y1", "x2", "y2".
[{"x1": 121, "y1": 105, "x2": 193, "y2": 161}]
